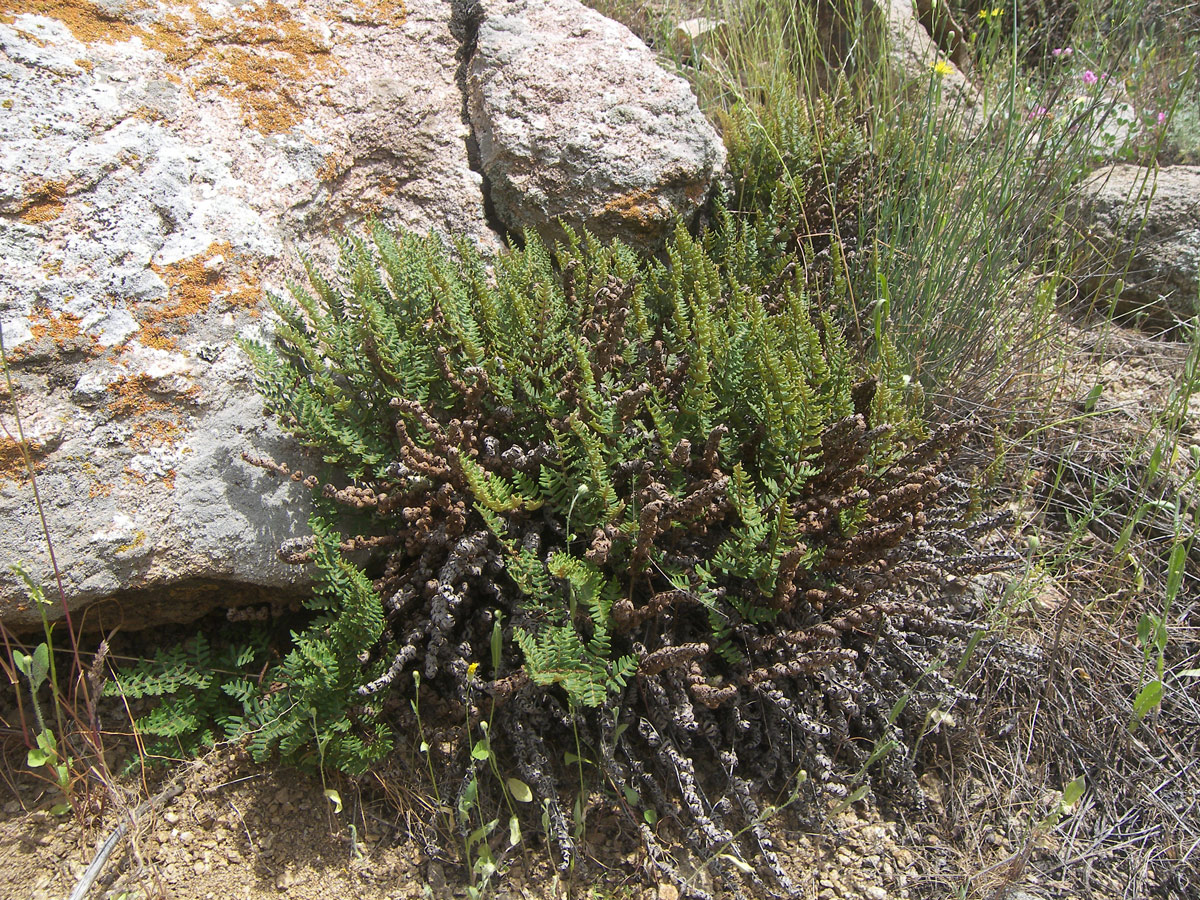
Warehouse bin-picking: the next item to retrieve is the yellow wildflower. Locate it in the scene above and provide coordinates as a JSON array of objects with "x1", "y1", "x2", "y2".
[
  {"x1": 467, "y1": 661, "x2": 479, "y2": 679},
  {"x1": 933, "y1": 59, "x2": 954, "y2": 77}
]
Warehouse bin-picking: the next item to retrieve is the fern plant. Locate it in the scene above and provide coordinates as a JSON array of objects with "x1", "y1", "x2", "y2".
[
  {"x1": 243, "y1": 206, "x2": 881, "y2": 706},
  {"x1": 239, "y1": 186, "x2": 1016, "y2": 893},
  {"x1": 106, "y1": 629, "x2": 269, "y2": 765},
  {"x1": 227, "y1": 517, "x2": 396, "y2": 774}
]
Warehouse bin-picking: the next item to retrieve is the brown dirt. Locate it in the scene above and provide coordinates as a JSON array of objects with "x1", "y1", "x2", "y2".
[{"x1": 0, "y1": 736, "x2": 958, "y2": 900}]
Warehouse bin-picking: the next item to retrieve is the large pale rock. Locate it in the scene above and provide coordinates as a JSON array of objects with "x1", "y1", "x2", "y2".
[
  {"x1": 466, "y1": 0, "x2": 725, "y2": 248},
  {"x1": 1074, "y1": 165, "x2": 1200, "y2": 326},
  {"x1": 0, "y1": 0, "x2": 498, "y2": 629}
]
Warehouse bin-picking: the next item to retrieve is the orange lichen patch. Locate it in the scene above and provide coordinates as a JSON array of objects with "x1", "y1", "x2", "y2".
[
  {"x1": 19, "y1": 181, "x2": 68, "y2": 224},
  {"x1": 107, "y1": 375, "x2": 188, "y2": 449},
  {"x1": 149, "y1": 0, "x2": 336, "y2": 134},
  {"x1": 130, "y1": 105, "x2": 167, "y2": 123},
  {"x1": 0, "y1": 436, "x2": 45, "y2": 482},
  {"x1": 194, "y1": 43, "x2": 318, "y2": 133},
  {"x1": 140, "y1": 417, "x2": 185, "y2": 445},
  {"x1": 226, "y1": 267, "x2": 262, "y2": 313},
  {"x1": 316, "y1": 155, "x2": 343, "y2": 183},
  {"x1": 139, "y1": 241, "x2": 261, "y2": 342},
  {"x1": 136, "y1": 326, "x2": 179, "y2": 351},
  {"x1": 0, "y1": 0, "x2": 141, "y2": 45},
  {"x1": 21, "y1": 198, "x2": 65, "y2": 224},
  {"x1": 28, "y1": 308, "x2": 82, "y2": 343},
  {"x1": 107, "y1": 374, "x2": 173, "y2": 419},
  {"x1": 601, "y1": 189, "x2": 669, "y2": 234},
  {"x1": 10, "y1": 308, "x2": 102, "y2": 362},
  {"x1": 354, "y1": 0, "x2": 407, "y2": 27},
  {"x1": 2, "y1": 0, "x2": 339, "y2": 135},
  {"x1": 150, "y1": 251, "x2": 222, "y2": 320}
]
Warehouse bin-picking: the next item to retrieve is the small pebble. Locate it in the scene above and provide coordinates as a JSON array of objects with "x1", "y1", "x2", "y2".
[{"x1": 866, "y1": 887, "x2": 889, "y2": 900}]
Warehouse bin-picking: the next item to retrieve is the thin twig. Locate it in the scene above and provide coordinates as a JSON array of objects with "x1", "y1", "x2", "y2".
[{"x1": 65, "y1": 774, "x2": 186, "y2": 900}]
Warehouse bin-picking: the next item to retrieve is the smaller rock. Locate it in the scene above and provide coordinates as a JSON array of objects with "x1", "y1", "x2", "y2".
[
  {"x1": 672, "y1": 18, "x2": 725, "y2": 58},
  {"x1": 874, "y1": 0, "x2": 981, "y2": 132},
  {"x1": 426, "y1": 860, "x2": 446, "y2": 891},
  {"x1": 1073, "y1": 165, "x2": 1200, "y2": 328},
  {"x1": 275, "y1": 867, "x2": 307, "y2": 890},
  {"x1": 468, "y1": 0, "x2": 725, "y2": 249},
  {"x1": 658, "y1": 884, "x2": 680, "y2": 900}
]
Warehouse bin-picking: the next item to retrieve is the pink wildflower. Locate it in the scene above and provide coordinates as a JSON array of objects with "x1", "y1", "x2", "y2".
[
  {"x1": 1157, "y1": 111, "x2": 1168, "y2": 126},
  {"x1": 1082, "y1": 70, "x2": 1098, "y2": 85},
  {"x1": 1052, "y1": 47, "x2": 1073, "y2": 57},
  {"x1": 1027, "y1": 106, "x2": 1050, "y2": 120}
]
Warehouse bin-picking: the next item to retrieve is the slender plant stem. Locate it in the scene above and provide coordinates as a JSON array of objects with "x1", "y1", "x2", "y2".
[{"x1": 0, "y1": 322, "x2": 80, "y2": 668}]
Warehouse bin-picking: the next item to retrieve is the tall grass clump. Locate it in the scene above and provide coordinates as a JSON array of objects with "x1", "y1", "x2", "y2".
[{"x1": 600, "y1": 0, "x2": 1194, "y2": 417}]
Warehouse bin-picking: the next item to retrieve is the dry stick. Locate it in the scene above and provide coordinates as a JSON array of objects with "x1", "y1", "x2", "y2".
[{"x1": 66, "y1": 774, "x2": 187, "y2": 900}]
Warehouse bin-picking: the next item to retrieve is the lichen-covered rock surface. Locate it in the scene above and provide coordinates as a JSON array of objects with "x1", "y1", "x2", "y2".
[
  {"x1": 1074, "y1": 164, "x2": 1200, "y2": 326},
  {"x1": 466, "y1": 0, "x2": 726, "y2": 248},
  {"x1": 0, "y1": 0, "x2": 501, "y2": 628}
]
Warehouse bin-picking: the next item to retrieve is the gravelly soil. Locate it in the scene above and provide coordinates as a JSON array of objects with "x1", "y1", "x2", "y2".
[{"x1": 0, "y1": 741, "x2": 1074, "y2": 900}]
